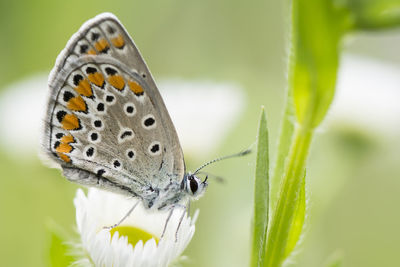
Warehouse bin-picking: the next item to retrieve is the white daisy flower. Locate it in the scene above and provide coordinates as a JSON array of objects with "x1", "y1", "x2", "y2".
[{"x1": 73, "y1": 188, "x2": 198, "y2": 267}]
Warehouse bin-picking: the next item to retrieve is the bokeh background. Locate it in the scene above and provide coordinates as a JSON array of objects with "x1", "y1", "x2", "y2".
[{"x1": 1, "y1": 1, "x2": 400, "y2": 266}]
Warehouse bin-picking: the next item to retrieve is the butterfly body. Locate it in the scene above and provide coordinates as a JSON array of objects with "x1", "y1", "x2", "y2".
[{"x1": 42, "y1": 13, "x2": 207, "y2": 210}]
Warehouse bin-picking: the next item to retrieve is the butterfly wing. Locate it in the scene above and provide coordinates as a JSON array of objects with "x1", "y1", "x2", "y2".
[{"x1": 42, "y1": 13, "x2": 185, "y2": 196}]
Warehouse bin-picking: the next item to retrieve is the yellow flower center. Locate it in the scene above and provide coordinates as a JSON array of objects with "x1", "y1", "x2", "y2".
[{"x1": 110, "y1": 226, "x2": 159, "y2": 246}]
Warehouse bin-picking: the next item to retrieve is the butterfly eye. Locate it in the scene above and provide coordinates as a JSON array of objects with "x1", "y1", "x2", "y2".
[{"x1": 189, "y1": 177, "x2": 199, "y2": 194}]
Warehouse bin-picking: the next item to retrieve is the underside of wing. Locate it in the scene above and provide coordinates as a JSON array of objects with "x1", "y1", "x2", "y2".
[{"x1": 42, "y1": 13, "x2": 185, "y2": 192}]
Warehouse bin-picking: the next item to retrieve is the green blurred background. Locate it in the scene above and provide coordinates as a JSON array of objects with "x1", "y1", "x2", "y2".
[{"x1": 1, "y1": 0, "x2": 400, "y2": 266}]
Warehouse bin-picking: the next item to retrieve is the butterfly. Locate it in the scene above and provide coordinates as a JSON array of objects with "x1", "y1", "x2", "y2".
[
  {"x1": 42, "y1": 13, "x2": 209, "y2": 212},
  {"x1": 42, "y1": 13, "x2": 250, "y2": 225}
]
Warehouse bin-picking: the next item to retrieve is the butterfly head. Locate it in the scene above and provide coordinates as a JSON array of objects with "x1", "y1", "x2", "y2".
[{"x1": 181, "y1": 173, "x2": 208, "y2": 200}]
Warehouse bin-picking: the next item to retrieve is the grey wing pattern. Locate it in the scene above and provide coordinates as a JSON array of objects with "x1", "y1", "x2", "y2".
[{"x1": 42, "y1": 13, "x2": 185, "y2": 195}]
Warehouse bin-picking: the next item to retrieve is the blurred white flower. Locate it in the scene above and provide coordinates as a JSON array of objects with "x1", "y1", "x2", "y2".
[
  {"x1": 74, "y1": 188, "x2": 197, "y2": 267},
  {"x1": 0, "y1": 73, "x2": 48, "y2": 159},
  {"x1": 160, "y1": 79, "x2": 245, "y2": 156},
  {"x1": 0, "y1": 74, "x2": 245, "y2": 159},
  {"x1": 325, "y1": 53, "x2": 400, "y2": 136}
]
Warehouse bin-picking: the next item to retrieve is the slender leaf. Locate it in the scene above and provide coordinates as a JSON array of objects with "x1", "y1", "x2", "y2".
[
  {"x1": 263, "y1": 127, "x2": 312, "y2": 267},
  {"x1": 284, "y1": 172, "x2": 306, "y2": 258},
  {"x1": 250, "y1": 108, "x2": 270, "y2": 267}
]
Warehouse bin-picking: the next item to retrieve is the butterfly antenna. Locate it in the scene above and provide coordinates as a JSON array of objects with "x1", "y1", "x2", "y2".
[
  {"x1": 193, "y1": 148, "x2": 252, "y2": 175},
  {"x1": 195, "y1": 171, "x2": 225, "y2": 183}
]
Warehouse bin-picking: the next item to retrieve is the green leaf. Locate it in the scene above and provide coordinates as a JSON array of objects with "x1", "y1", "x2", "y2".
[
  {"x1": 290, "y1": 0, "x2": 349, "y2": 129},
  {"x1": 250, "y1": 108, "x2": 270, "y2": 267},
  {"x1": 284, "y1": 172, "x2": 306, "y2": 258},
  {"x1": 47, "y1": 221, "x2": 75, "y2": 267},
  {"x1": 263, "y1": 128, "x2": 312, "y2": 267},
  {"x1": 345, "y1": 0, "x2": 400, "y2": 30}
]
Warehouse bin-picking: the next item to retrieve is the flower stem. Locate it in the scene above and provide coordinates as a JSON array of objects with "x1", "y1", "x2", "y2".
[{"x1": 264, "y1": 124, "x2": 313, "y2": 267}]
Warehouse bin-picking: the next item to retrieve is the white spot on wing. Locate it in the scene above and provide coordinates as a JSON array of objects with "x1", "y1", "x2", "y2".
[
  {"x1": 135, "y1": 92, "x2": 146, "y2": 103},
  {"x1": 124, "y1": 102, "x2": 136, "y2": 117}
]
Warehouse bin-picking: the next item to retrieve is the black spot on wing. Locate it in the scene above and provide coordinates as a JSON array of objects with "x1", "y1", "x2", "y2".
[
  {"x1": 86, "y1": 147, "x2": 94, "y2": 157},
  {"x1": 56, "y1": 111, "x2": 67, "y2": 123},
  {"x1": 90, "y1": 132, "x2": 98, "y2": 141},
  {"x1": 94, "y1": 120, "x2": 102, "y2": 128},
  {"x1": 96, "y1": 169, "x2": 105, "y2": 177},
  {"x1": 113, "y1": 160, "x2": 121, "y2": 168},
  {"x1": 107, "y1": 26, "x2": 115, "y2": 34},
  {"x1": 86, "y1": 67, "x2": 97, "y2": 74},
  {"x1": 97, "y1": 103, "x2": 105, "y2": 111},
  {"x1": 80, "y1": 44, "x2": 88, "y2": 54},
  {"x1": 53, "y1": 141, "x2": 60, "y2": 149},
  {"x1": 63, "y1": 91, "x2": 74, "y2": 102},
  {"x1": 106, "y1": 95, "x2": 114, "y2": 102},
  {"x1": 126, "y1": 105, "x2": 134, "y2": 114},
  {"x1": 120, "y1": 130, "x2": 133, "y2": 139},
  {"x1": 144, "y1": 117, "x2": 155, "y2": 127},
  {"x1": 105, "y1": 67, "x2": 117, "y2": 76},
  {"x1": 73, "y1": 74, "x2": 83, "y2": 86},
  {"x1": 91, "y1": 32, "x2": 100, "y2": 41},
  {"x1": 151, "y1": 144, "x2": 159, "y2": 153}
]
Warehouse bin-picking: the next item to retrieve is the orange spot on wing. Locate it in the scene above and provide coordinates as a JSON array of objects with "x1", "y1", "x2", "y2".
[
  {"x1": 108, "y1": 75, "x2": 125, "y2": 91},
  {"x1": 128, "y1": 80, "x2": 144, "y2": 96},
  {"x1": 57, "y1": 152, "x2": 71, "y2": 163},
  {"x1": 61, "y1": 114, "x2": 81, "y2": 130},
  {"x1": 88, "y1": 72, "x2": 105, "y2": 87},
  {"x1": 87, "y1": 49, "x2": 97, "y2": 55},
  {"x1": 94, "y1": 39, "x2": 110, "y2": 53},
  {"x1": 56, "y1": 143, "x2": 73, "y2": 153},
  {"x1": 61, "y1": 134, "x2": 74, "y2": 144},
  {"x1": 75, "y1": 79, "x2": 93, "y2": 97},
  {"x1": 111, "y1": 34, "x2": 125, "y2": 49},
  {"x1": 67, "y1": 96, "x2": 87, "y2": 112}
]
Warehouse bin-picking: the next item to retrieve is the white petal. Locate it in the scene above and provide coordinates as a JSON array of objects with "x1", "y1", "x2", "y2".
[{"x1": 73, "y1": 188, "x2": 197, "y2": 267}]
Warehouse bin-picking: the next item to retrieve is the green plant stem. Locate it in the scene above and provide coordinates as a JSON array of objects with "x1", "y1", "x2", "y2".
[
  {"x1": 269, "y1": 92, "x2": 295, "y2": 217},
  {"x1": 264, "y1": 124, "x2": 313, "y2": 267}
]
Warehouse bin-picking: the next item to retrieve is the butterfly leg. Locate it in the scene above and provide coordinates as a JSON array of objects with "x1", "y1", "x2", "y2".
[
  {"x1": 187, "y1": 200, "x2": 191, "y2": 216},
  {"x1": 103, "y1": 200, "x2": 140, "y2": 230},
  {"x1": 161, "y1": 207, "x2": 175, "y2": 239},
  {"x1": 160, "y1": 203, "x2": 187, "y2": 241},
  {"x1": 175, "y1": 207, "x2": 187, "y2": 242}
]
